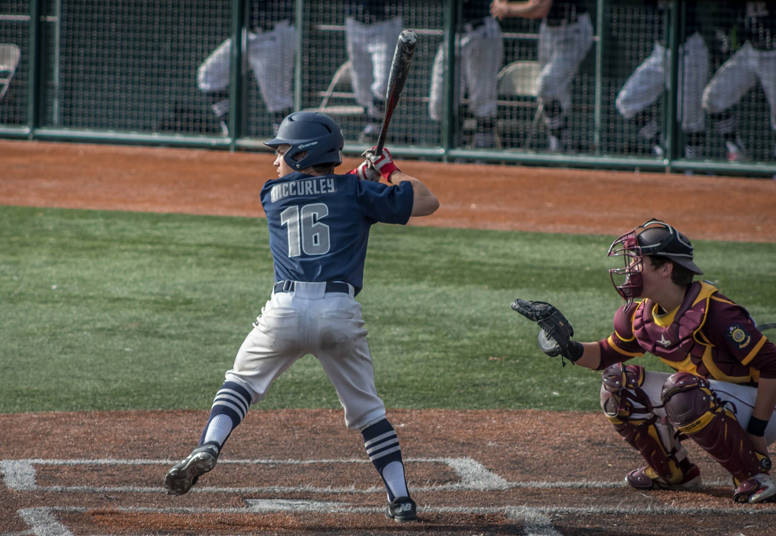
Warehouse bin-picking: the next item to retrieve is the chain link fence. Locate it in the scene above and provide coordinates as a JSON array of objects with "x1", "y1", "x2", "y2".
[{"x1": 1, "y1": 1, "x2": 774, "y2": 177}]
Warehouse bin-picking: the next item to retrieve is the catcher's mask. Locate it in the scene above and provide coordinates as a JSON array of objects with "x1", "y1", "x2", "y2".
[
  {"x1": 265, "y1": 111, "x2": 344, "y2": 171},
  {"x1": 607, "y1": 218, "x2": 702, "y2": 301}
]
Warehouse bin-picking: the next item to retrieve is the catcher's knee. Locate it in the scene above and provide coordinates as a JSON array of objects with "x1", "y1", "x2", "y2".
[
  {"x1": 660, "y1": 372, "x2": 715, "y2": 432},
  {"x1": 661, "y1": 372, "x2": 772, "y2": 480},
  {"x1": 600, "y1": 363, "x2": 649, "y2": 421}
]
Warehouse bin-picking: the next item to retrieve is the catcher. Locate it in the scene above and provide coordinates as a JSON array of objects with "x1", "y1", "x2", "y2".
[{"x1": 512, "y1": 218, "x2": 776, "y2": 503}]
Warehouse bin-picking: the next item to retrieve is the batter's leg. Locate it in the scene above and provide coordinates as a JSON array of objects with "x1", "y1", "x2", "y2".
[
  {"x1": 164, "y1": 379, "x2": 256, "y2": 496},
  {"x1": 314, "y1": 298, "x2": 414, "y2": 514}
]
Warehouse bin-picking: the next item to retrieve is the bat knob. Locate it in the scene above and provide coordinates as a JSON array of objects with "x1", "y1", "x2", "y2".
[{"x1": 399, "y1": 30, "x2": 417, "y2": 45}]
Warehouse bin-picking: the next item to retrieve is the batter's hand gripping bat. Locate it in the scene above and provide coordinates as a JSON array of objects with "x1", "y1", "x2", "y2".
[{"x1": 372, "y1": 29, "x2": 417, "y2": 155}]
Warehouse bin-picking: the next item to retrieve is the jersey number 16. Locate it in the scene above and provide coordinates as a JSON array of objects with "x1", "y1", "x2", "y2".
[{"x1": 280, "y1": 203, "x2": 331, "y2": 257}]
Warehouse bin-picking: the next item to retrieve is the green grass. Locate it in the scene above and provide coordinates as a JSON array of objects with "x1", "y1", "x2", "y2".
[{"x1": 2, "y1": 205, "x2": 775, "y2": 413}]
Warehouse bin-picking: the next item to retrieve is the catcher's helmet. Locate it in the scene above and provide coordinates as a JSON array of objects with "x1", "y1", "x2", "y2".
[
  {"x1": 265, "y1": 111, "x2": 343, "y2": 171},
  {"x1": 607, "y1": 219, "x2": 702, "y2": 300}
]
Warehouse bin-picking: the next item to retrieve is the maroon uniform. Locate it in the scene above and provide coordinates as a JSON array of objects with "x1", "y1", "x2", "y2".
[
  {"x1": 598, "y1": 281, "x2": 776, "y2": 383},
  {"x1": 514, "y1": 219, "x2": 776, "y2": 503}
]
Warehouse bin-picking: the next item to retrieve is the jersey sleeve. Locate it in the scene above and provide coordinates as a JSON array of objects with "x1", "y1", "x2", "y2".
[
  {"x1": 705, "y1": 295, "x2": 776, "y2": 378},
  {"x1": 596, "y1": 302, "x2": 645, "y2": 370},
  {"x1": 355, "y1": 179, "x2": 414, "y2": 225}
]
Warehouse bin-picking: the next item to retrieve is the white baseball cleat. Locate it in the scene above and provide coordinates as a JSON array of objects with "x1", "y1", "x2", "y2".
[{"x1": 733, "y1": 473, "x2": 776, "y2": 504}]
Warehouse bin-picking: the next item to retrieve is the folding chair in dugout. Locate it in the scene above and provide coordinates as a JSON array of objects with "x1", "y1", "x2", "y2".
[
  {"x1": 495, "y1": 60, "x2": 544, "y2": 149},
  {"x1": 309, "y1": 60, "x2": 364, "y2": 117},
  {"x1": 0, "y1": 43, "x2": 21, "y2": 101}
]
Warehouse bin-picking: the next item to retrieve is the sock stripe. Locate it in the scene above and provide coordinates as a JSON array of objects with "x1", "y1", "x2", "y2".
[
  {"x1": 364, "y1": 430, "x2": 396, "y2": 449},
  {"x1": 368, "y1": 445, "x2": 401, "y2": 462},
  {"x1": 213, "y1": 391, "x2": 249, "y2": 417},
  {"x1": 366, "y1": 437, "x2": 399, "y2": 456},
  {"x1": 221, "y1": 381, "x2": 253, "y2": 401},
  {"x1": 211, "y1": 399, "x2": 247, "y2": 421}
]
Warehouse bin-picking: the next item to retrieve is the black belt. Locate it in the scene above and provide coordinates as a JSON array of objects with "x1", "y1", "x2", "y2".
[{"x1": 273, "y1": 281, "x2": 351, "y2": 294}]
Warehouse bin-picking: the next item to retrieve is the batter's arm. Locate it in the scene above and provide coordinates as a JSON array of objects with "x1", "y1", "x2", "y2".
[
  {"x1": 390, "y1": 171, "x2": 439, "y2": 217},
  {"x1": 490, "y1": 0, "x2": 552, "y2": 20}
]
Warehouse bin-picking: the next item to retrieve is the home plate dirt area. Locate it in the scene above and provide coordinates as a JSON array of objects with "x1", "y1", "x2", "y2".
[
  {"x1": 2, "y1": 409, "x2": 776, "y2": 536},
  {"x1": 2, "y1": 141, "x2": 776, "y2": 535}
]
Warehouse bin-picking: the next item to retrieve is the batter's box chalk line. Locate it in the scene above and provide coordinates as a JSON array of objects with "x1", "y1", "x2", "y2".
[
  {"x1": 2, "y1": 456, "x2": 509, "y2": 493},
  {"x1": 8, "y1": 503, "x2": 776, "y2": 536},
  {"x1": 0, "y1": 457, "x2": 745, "y2": 495}
]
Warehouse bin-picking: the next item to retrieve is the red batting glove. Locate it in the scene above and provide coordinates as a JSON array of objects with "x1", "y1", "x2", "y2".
[
  {"x1": 350, "y1": 160, "x2": 381, "y2": 182},
  {"x1": 364, "y1": 147, "x2": 400, "y2": 182}
]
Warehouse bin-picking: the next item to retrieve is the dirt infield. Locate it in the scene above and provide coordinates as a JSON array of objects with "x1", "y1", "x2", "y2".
[
  {"x1": 2, "y1": 140, "x2": 775, "y2": 241},
  {"x1": 2, "y1": 140, "x2": 776, "y2": 535}
]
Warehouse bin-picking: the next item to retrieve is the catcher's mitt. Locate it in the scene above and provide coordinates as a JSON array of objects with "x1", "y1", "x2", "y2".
[{"x1": 511, "y1": 299, "x2": 581, "y2": 361}]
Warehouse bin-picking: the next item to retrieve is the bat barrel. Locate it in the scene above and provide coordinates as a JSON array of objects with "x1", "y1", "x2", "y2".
[{"x1": 374, "y1": 30, "x2": 417, "y2": 154}]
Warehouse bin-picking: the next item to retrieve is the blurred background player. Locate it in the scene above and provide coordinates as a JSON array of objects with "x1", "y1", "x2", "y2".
[
  {"x1": 614, "y1": 0, "x2": 709, "y2": 159},
  {"x1": 163, "y1": 111, "x2": 439, "y2": 522},
  {"x1": 196, "y1": 1, "x2": 296, "y2": 136},
  {"x1": 344, "y1": 1, "x2": 403, "y2": 143},
  {"x1": 513, "y1": 219, "x2": 776, "y2": 504},
  {"x1": 429, "y1": 0, "x2": 503, "y2": 149},
  {"x1": 702, "y1": 1, "x2": 776, "y2": 162},
  {"x1": 490, "y1": 0, "x2": 593, "y2": 152}
]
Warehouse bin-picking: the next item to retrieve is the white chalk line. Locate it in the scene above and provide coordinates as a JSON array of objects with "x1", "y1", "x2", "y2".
[
  {"x1": 8, "y1": 501, "x2": 776, "y2": 536},
  {"x1": 0, "y1": 457, "x2": 739, "y2": 494},
  {"x1": 5, "y1": 458, "x2": 776, "y2": 536}
]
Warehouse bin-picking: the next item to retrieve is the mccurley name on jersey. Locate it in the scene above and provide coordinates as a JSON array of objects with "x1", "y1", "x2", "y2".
[{"x1": 270, "y1": 177, "x2": 337, "y2": 202}]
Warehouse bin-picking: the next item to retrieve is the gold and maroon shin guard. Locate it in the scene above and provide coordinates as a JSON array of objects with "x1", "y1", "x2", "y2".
[
  {"x1": 662, "y1": 372, "x2": 771, "y2": 483},
  {"x1": 601, "y1": 363, "x2": 688, "y2": 483}
]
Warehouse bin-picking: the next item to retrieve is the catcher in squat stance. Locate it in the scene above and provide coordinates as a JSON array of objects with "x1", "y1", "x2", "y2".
[{"x1": 512, "y1": 219, "x2": 776, "y2": 503}]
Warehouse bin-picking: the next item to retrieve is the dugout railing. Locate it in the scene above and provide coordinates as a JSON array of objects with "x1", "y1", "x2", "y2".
[{"x1": 0, "y1": 0, "x2": 774, "y2": 178}]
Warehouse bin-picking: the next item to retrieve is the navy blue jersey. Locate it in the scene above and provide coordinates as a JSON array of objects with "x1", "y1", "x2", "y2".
[{"x1": 260, "y1": 172, "x2": 414, "y2": 291}]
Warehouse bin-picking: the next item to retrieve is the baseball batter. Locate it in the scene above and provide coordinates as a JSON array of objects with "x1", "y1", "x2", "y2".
[
  {"x1": 163, "y1": 111, "x2": 439, "y2": 522},
  {"x1": 513, "y1": 219, "x2": 776, "y2": 504},
  {"x1": 491, "y1": 0, "x2": 594, "y2": 152},
  {"x1": 196, "y1": 1, "x2": 296, "y2": 135},
  {"x1": 429, "y1": 0, "x2": 503, "y2": 148},
  {"x1": 702, "y1": 1, "x2": 776, "y2": 161},
  {"x1": 615, "y1": 0, "x2": 709, "y2": 159},
  {"x1": 344, "y1": 1, "x2": 402, "y2": 143}
]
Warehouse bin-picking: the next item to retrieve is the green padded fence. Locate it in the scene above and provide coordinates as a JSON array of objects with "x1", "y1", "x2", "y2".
[{"x1": 0, "y1": 0, "x2": 774, "y2": 177}]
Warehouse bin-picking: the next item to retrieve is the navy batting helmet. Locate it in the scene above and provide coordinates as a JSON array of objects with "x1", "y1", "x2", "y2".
[{"x1": 265, "y1": 111, "x2": 343, "y2": 171}]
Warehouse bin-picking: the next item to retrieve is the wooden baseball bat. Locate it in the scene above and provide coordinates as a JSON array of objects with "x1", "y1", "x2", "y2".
[{"x1": 373, "y1": 30, "x2": 417, "y2": 155}]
